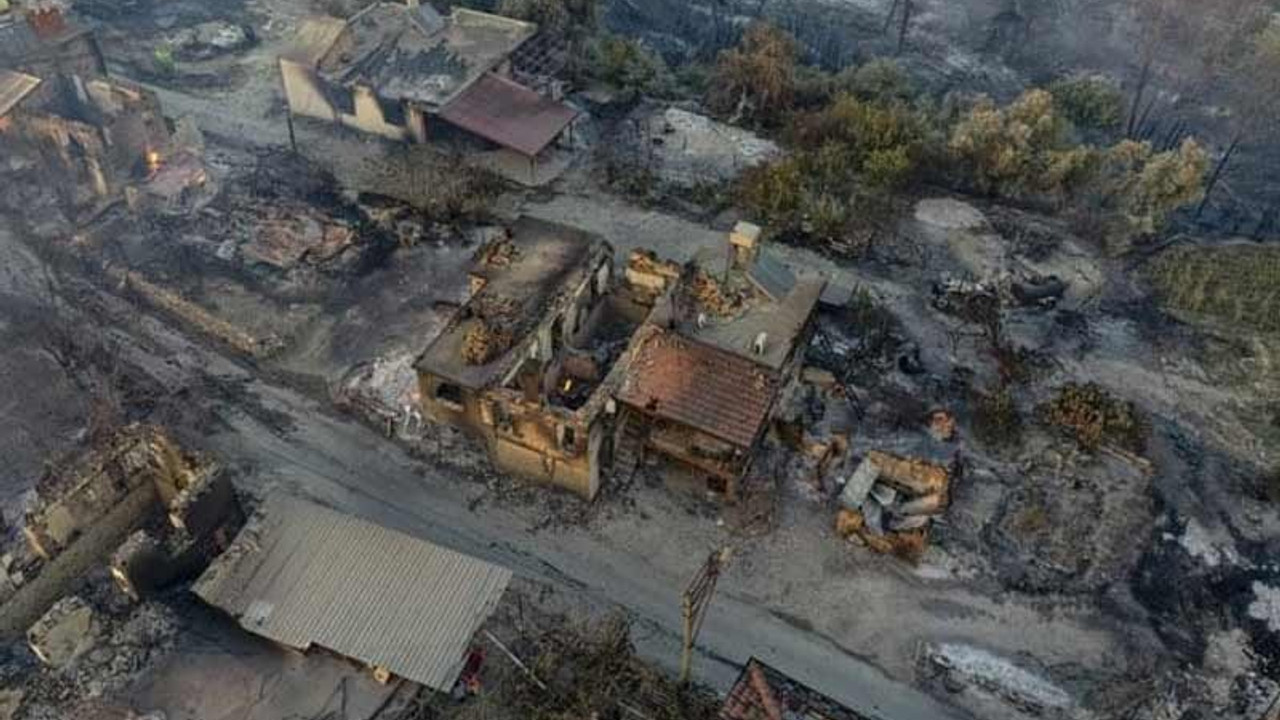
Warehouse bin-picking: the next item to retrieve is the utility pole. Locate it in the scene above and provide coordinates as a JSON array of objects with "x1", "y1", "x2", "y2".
[{"x1": 679, "y1": 548, "x2": 730, "y2": 685}]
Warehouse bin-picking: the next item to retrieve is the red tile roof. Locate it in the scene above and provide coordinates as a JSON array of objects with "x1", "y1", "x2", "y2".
[
  {"x1": 439, "y1": 73, "x2": 579, "y2": 157},
  {"x1": 617, "y1": 328, "x2": 778, "y2": 448},
  {"x1": 721, "y1": 658, "x2": 874, "y2": 720}
]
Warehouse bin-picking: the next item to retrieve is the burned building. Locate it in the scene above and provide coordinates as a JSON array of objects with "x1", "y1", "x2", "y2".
[
  {"x1": 0, "y1": 0, "x2": 107, "y2": 81},
  {"x1": 0, "y1": 69, "x2": 170, "y2": 214},
  {"x1": 415, "y1": 219, "x2": 827, "y2": 501},
  {"x1": 0, "y1": 3, "x2": 178, "y2": 221},
  {"x1": 416, "y1": 217, "x2": 628, "y2": 500},
  {"x1": 0, "y1": 425, "x2": 242, "y2": 640},
  {"x1": 615, "y1": 223, "x2": 827, "y2": 499},
  {"x1": 280, "y1": 1, "x2": 579, "y2": 172}
]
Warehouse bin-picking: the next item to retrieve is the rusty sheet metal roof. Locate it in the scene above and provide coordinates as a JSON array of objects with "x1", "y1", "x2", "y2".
[
  {"x1": 194, "y1": 494, "x2": 511, "y2": 691},
  {"x1": 0, "y1": 69, "x2": 40, "y2": 116},
  {"x1": 617, "y1": 328, "x2": 778, "y2": 448},
  {"x1": 440, "y1": 73, "x2": 579, "y2": 157},
  {"x1": 721, "y1": 658, "x2": 875, "y2": 720}
]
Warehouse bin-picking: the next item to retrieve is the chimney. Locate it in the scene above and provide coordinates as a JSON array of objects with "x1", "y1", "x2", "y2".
[{"x1": 728, "y1": 221, "x2": 762, "y2": 273}]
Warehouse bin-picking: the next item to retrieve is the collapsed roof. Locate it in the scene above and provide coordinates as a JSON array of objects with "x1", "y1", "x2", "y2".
[
  {"x1": 311, "y1": 3, "x2": 536, "y2": 110},
  {"x1": 416, "y1": 216, "x2": 608, "y2": 390}
]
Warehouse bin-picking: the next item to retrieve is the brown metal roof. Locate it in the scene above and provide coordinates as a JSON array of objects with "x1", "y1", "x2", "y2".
[
  {"x1": 439, "y1": 73, "x2": 579, "y2": 157},
  {"x1": 0, "y1": 69, "x2": 41, "y2": 117},
  {"x1": 194, "y1": 494, "x2": 511, "y2": 692},
  {"x1": 616, "y1": 328, "x2": 779, "y2": 448}
]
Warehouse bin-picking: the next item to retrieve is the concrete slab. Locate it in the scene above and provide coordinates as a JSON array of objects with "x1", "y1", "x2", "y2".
[{"x1": 130, "y1": 609, "x2": 399, "y2": 720}]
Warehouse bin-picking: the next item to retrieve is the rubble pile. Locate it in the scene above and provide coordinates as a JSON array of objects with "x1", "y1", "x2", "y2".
[
  {"x1": 685, "y1": 268, "x2": 748, "y2": 317},
  {"x1": 17, "y1": 600, "x2": 179, "y2": 719},
  {"x1": 478, "y1": 235, "x2": 520, "y2": 269},
  {"x1": 835, "y1": 451, "x2": 951, "y2": 562},
  {"x1": 463, "y1": 320, "x2": 517, "y2": 366},
  {"x1": 27, "y1": 597, "x2": 100, "y2": 669},
  {"x1": 168, "y1": 21, "x2": 254, "y2": 61}
]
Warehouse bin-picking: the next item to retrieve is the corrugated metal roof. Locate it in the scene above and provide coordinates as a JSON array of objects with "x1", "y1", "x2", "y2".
[
  {"x1": 0, "y1": 69, "x2": 40, "y2": 117},
  {"x1": 194, "y1": 494, "x2": 511, "y2": 691},
  {"x1": 439, "y1": 73, "x2": 579, "y2": 157}
]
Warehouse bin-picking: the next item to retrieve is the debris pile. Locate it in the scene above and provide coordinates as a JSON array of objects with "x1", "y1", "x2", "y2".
[
  {"x1": 835, "y1": 451, "x2": 951, "y2": 563},
  {"x1": 921, "y1": 643, "x2": 1074, "y2": 716},
  {"x1": 478, "y1": 235, "x2": 520, "y2": 269},
  {"x1": 16, "y1": 600, "x2": 180, "y2": 719},
  {"x1": 463, "y1": 320, "x2": 517, "y2": 366},
  {"x1": 685, "y1": 268, "x2": 748, "y2": 317},
  {"x1": 167, "y1": 21, "x2": 254, "y2": 61},
  {"x1": 27, "y1": 597, "x2": 99, "y2": 669},
  {"x1": 242, "y1": 207, "x2": 356, "y2": 270}
]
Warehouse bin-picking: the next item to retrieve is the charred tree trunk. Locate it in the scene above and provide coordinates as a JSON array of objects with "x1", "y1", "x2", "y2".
[
  {"x1": 1195, "y1": 135, "x2": 1241, "y2": 219},
  {"x1": 897, "y1": 0, "x2": 913, "y2": 54},
  {"x1": 884, "y1": 0, "x2": 901, "y2": 34},
  {"x1": 1253, "y1": 205, "x2": 1277, "y2": 241},
  {"x1": 1127, "y1": 60, "x2": 1152, "y2": 138}
]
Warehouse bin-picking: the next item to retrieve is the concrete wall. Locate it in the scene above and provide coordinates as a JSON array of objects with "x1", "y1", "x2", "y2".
[
  {"x1": 279, "y1": 60, "x2": 411, "y2": 142},
  {"x1": 342, "y1": 86, "x2": 407, "y2": 142},
  {"x1": 280, "y1": 59, "x2": 338, "y2": 123},
  {"x1": 0, "y1": 482, "x2": 158, "y2": 640}
]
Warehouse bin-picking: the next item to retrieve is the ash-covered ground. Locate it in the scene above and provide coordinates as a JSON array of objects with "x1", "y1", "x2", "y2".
[{"x1": 1, "y1": 0, "x2": 1277, "y2": 719}]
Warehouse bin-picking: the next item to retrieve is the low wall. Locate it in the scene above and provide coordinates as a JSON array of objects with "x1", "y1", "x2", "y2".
[{"x1": 0, "y1": 483, "x2": 158, "y2": 640}]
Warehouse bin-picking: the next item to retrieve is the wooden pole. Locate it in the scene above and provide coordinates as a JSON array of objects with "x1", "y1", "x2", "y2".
[{"x1": 679, "y1": 549, "x2": 729, "y2": 685}]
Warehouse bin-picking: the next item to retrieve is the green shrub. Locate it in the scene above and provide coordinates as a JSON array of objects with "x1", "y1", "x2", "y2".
[
  {"x1": 1049, "y1": 74, "x2": 1124, "y2": 132},
  {"x1": 843, "y1": 58, "x2": 916, "y2": 104},
  {"x1": 1146, "y1": 244, "x2": 1280, "y2": 333},
  {"x1": 974, "y1": 384, "x2": 1023, "y2": 450},
  {"x1": 153, "y1": 44, "x2": 176, "y2": 76},
  {"x1": 1040, "y1": 382, "x2": 1147, "y2": 453}
]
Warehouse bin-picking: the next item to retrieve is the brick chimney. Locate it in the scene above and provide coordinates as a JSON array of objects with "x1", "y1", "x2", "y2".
[
  {"x1": 728, "y1": 221, "x2": 762, "y2": 272},
  {"x1": 25, "y1": 2, "x2": 67, "y2": 38}
]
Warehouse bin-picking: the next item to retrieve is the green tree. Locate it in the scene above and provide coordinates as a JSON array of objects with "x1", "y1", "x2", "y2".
[
  {"x1": 737, "y1": 156, "x2": 805, "y2": 229},
  {"x1": 1101, "y1": 138, "x2": 1208, "y2": 237},
  {"x1": 948, "y1": 89, "x2": 1068, "y2": 196},
  {"x1": 587, "y1": 33, "x2": 671, "y2": 100},
  {"x1": 497, "y1": 0, "x2": 597, "y2": 37},
  {"x1": 707, "y1": 22, "x2": 798, "y2": 128}
]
